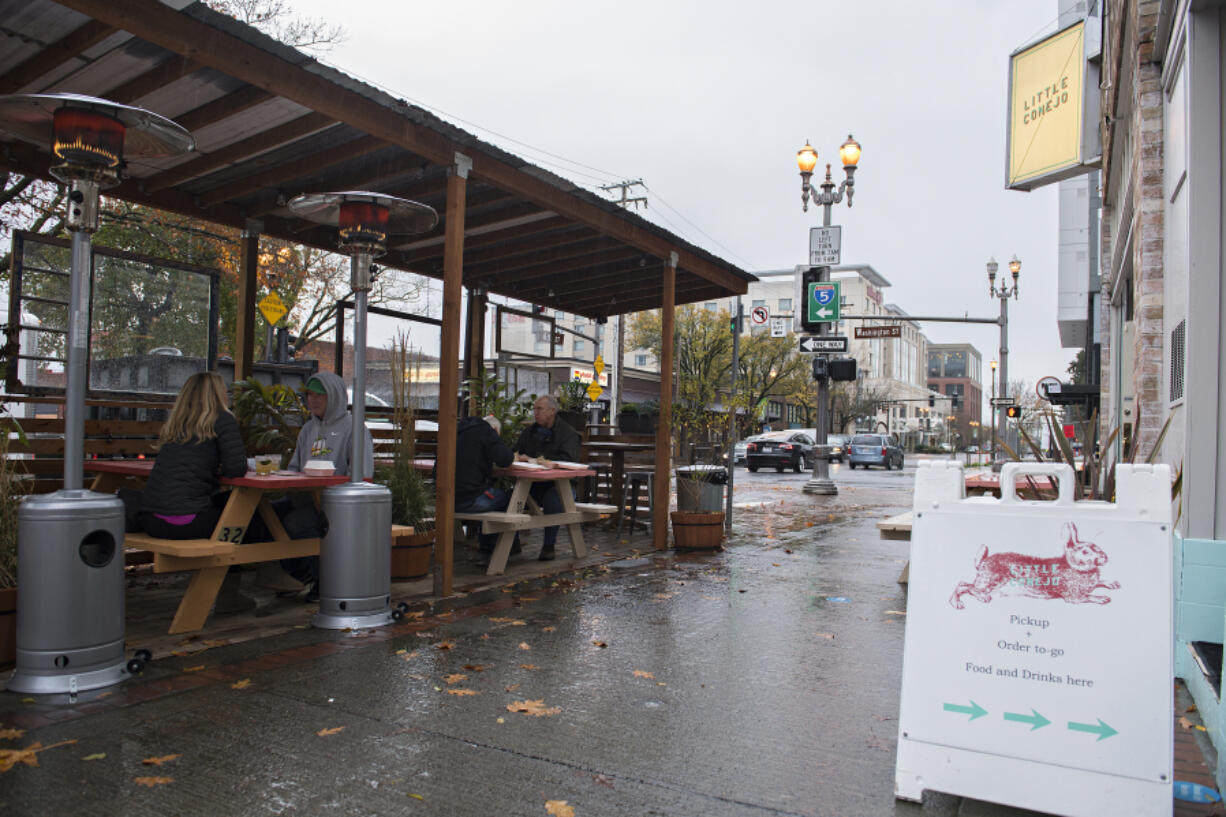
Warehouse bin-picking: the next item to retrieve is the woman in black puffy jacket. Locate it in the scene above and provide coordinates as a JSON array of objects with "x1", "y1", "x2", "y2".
[{"x1": 139, "y1": 371, "x2": 248, "y2": 540}]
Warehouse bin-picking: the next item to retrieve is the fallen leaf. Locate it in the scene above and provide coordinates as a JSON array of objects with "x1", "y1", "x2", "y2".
[
  {"x1": 519, "y1": 664, "x2": 538, "y2": 670},
  {"x1": 507, "y1": 699, "x2": 560, "y2": 717},
  {"x1": 141, "y1": 754, "x2": 181, "y2": 766},
  {"x1": 0, "y1": 729, "x2": 25, "y2": 740},
  {"x1": 407, "y1": 793, "x2": 425, "y2": 800},
  {"x1": 1187, "y1": 703, "x2": 1199, "y2": 713},
  {"x1": 182, "y1": 666, "x2": 205, "y2": 673},
  {"x1": 496, "y1": 717, "x2": 505, "y2": 724},
  {"x1": 593, "y1": 773, "x2": 615, "y2": 788},
  {"x1": 1196, "y1": 724, "x2": 1208, "y2": 732},
  {"x1": 545, "y1": 800, "x2": 575, "y2": 817},
  {"x1": 518, "y1": 642, "x2": 532, "y2": 651},
  {"x1": 442, "y1": 674, "x2": 468, "y2": 684},
  {"x1": 489, "y1": 617, "x2": 526, "y2": 625},
  {"x1": 632, "y1": 670, "x2": 655, "y2": 679},
  {"x1": 446, "y1": 689, "x2": 478, "y2": 697},
  {"x1": 0, "y1": 740, "x2": 77, "y2": 773},
  {"x1": 395, "y1": 648, "x2": 408, "y2": 655},
  {"x1": 434, "y1": 641, "x2": 455, "y2": 651},
  {"x1": 203, "y1": 639, "x2": 229, "y2": 647},
  {"x1": 463, "y1": 664, "x2": 488, "y2": 672},
  {"x1": 592, "y1": 641, "x2": 607, "y2": 648},
  {"x1": 132, "y1": 776, "x2": 173, "y2": 787},
  {"x1": 404, "y1": 610, "x2": 425, "y2": 620},
  {"x1": 884, "y1": 610, "x2": 906, "y2": 616},
  {"x1": 316, "y1": 727, "x2": 346, "y2": 737},
  {"x1": 519, "y1": 597, "x2": 540, "y2": 602},
  {"x1": 815, "y1": 633, "x2": 836, "y2": 640},
  {"x1": 230, "y1": 679, "x2": 252, "y2": 690},
  {"x1": 784, "y1": 548, "x2": 794, "y2": 554},
  {"x1": 542, "y1": 626, "x2": 556, "y2": 633},
  {"x1": 505, "y1": 683, "x2": 521, "y2": 692},
  {"x1": 1180, "y1": 716, "x2": 1193, "y2": 730},
  {"x1": 400, "y1": 651, "x2": 420, "y2": 661},
  {"x1": 82, "y1": 753, "x2": 106, "y2": 761}
]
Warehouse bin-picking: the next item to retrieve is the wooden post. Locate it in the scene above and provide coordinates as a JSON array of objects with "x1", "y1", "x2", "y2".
[
  {"x1": 462, "y1": 287, "x2": 488, "y2": 416},
  {"x1": 653, "y1": 252, "x2": 677, "y2": 550},
  {"x1": 434, "y1": 153, "x2": 470, "y2": 597},
  {"x1": 234, "y1": 219, "x2": 261, "y2": 379}
]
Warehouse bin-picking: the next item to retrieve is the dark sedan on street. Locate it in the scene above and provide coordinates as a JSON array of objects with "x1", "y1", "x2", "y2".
[
  {"x1": 847, "y1": 433, "x2": 905, "y2": 470},
  {"x1": 746, "y1": 431, "x2": 817, "y2": 473}
]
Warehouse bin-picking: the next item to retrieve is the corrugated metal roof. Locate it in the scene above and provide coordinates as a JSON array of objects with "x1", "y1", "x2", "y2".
[{"x1": 0, "y1": 0, "x2": 754, "y2": 318}]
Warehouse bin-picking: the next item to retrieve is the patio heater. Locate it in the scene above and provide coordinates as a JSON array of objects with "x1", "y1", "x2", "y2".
[
  {"x1": 0, "y1": 94, "x2": 193, "y2": 693},
  {"x1": 288, "y1": 192, "x2": 437, "y2": 630}
]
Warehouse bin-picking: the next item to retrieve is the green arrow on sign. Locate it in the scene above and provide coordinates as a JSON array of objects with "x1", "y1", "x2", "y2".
[
  {"x1": 1067, "y1": 718, "x2": 1118, "y2": 741},
  {"x1": 1003, "y1": 709, "x2": 1051, "y2": 731},
  {"x1": 943, "y1": 701, "x2": 988, "y2": 721}
]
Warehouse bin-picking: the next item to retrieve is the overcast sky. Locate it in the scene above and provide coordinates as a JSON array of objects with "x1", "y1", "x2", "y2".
[{"x1": 290, "y1": 0, "x2": 1077, "y2": 392}]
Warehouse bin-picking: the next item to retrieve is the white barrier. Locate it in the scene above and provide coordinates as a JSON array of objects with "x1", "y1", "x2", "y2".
[{"x1": 895, "y1": 461, "x2": 1173, "y2": 816}]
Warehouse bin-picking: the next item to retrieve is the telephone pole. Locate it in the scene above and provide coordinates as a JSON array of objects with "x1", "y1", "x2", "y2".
[{"x1": 602, "y1": 181, "x2": 649, "y2": 416}]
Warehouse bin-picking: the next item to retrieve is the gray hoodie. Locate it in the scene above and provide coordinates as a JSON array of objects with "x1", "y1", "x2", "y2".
[{"x1": 289, "y1": 371, "x2": 374, "y2": 478}]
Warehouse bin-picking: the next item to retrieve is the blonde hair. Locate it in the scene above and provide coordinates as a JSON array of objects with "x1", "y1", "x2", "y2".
[{"x1": 158, "y1": 372, "x2": 231, "y2": 446}]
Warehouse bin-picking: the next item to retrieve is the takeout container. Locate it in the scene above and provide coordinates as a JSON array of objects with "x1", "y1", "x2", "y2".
[{"x1": 303, "y1": 460, "x2": 336, "y2": 476}]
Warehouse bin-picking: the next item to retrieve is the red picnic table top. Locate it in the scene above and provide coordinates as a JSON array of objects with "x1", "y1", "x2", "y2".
[{"x1": 963, "y1": 471, "x2": 1058, "y2": 496}]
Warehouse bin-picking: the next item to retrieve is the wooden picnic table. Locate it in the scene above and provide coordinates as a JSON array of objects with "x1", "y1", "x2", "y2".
[
  {"x1": 457, "y1": 463, "x2": 608, "y2": 576},
  {"x1": 86, "y1": 460, "x2": 347, "y2": 634}
]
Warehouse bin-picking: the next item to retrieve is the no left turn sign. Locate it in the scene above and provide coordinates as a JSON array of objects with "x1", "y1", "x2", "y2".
[{"x1": 750, "y1": 306, "x2": 769, "y2": 325}]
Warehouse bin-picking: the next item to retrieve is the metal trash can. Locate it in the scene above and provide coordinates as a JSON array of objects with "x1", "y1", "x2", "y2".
[
  {"x1": 8, "y1": 490, "x2": 129, "y2": 694},
  {"x1": 312, "y1": 482, "x2": 394, "y2": 630},
  {"x1": 676, "y1": 465, "x2": 728, "y2": 513}
]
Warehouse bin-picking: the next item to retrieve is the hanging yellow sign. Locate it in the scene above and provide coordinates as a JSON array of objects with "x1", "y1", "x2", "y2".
[
  {"x1": 585, "y1": 381, "x2": 603, "y2": 402},
  {"x1": 1006, "y1": 21, "x2": 1093, "y2": 190},
  {"x1": 258, "y1": 291, "x2": 288, "y2": 326}
]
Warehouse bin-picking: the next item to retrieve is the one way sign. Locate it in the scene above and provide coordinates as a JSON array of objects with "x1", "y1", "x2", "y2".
[{"x1": 799, "y1": 335, "x2": 848, "y2": 353}]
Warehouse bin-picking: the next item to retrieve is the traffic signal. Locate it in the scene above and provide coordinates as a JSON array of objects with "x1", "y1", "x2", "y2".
[
  {"x1": 827, "y1": 358, "x2": 857, "y2": 381},
  {"x1": 811, "y1": 356, "x2": 827, "y2": 380},
  {"x1": 1005, "y1": 405, "x2": 1022, "y2": 419},
  {"x1": 800, "y1": 266, "x2": 825, "y2": 332},
  {"x1": 928, "y1": 395, "x2": 935, "y2": 407}
]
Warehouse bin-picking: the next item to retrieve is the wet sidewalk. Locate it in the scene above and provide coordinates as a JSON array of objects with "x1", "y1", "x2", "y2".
[{"x1": 0, "y1": 473, "x2": 1222, "y2": 815}]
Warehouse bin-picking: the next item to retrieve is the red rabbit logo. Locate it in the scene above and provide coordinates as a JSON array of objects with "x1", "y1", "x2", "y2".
[{"x1": 949, "y1": 522, "x2": 1119, "y2": 609}]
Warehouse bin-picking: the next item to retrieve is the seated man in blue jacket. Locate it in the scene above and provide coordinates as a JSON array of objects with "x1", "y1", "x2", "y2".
[{"x1": 455, "y1": 414, "x2": 515, "y2": 567}]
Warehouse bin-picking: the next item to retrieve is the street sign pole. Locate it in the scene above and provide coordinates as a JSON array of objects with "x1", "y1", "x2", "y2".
[{"x1": 805, "y1": 263, "x2": 836, "y2": 496}]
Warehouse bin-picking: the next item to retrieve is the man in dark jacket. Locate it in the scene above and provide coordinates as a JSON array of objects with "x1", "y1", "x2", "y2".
[
  {"x1": 455, "y1": 415, "x2": 514, "y2": 566},
  {"x1": 513, "y1": 395, "x2": 582, "y2": 561}
]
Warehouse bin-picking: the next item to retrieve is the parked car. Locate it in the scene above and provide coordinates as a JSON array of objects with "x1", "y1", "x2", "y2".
[
  {"x1": 847, "y1": 433, "x2": 905, "y2": 470},
  {"x1": 746, "y1": 431, "x2": 817, "y2": 473},
  {"x1": 732, "y1": 435, "x2": 761, "y2": 466}
]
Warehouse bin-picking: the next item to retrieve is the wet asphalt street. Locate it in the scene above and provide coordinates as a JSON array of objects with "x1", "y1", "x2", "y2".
[{"x1": 0, "y1": 460, "x2": 1003, "y2": 815}]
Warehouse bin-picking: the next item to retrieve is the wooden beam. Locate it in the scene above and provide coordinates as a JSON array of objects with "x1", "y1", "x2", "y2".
[
  {"x1": 143, "y1": 112, "x2": 338, "y2": 193},
  {"x1": 654, "y1": 254, "x2": 676, "y2": 550},
  {"x1": 234, "y1": 221, "x2": 260, "y2": 380},
  {"x1": 0, "y1": 20, "x2": 117, "y2": 94},
  {"x1": 106, "y1": 54, "x2": 199, "y2": 104},
  {"x1": 395, "y1": 214, "x2": 563, "y2": 263},
  {"x1": 197, "y1": 134, "x2": 384, "y2": 206},
  {"x1": 464, "y1": 236, "x2": 617, "y2": 282},
  {"x1": 417, "y1": 225, "x2": 594, "y2": 271},
  {"x1": 245, "y1": 155, "x2": 437, "y2": 218},
  {"x1": 174, "y1": 84, "x2": 272, "y2": 132},
  {"x1": 57, "y1": 0, "x2": 749, "y2": 294},
  {"x1": 434, "y1": 155, "x2": 469, "y2": 597}
]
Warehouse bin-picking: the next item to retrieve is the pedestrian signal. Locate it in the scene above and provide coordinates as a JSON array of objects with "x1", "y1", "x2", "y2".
[{"x1": 1005, "y1": 405, "x2": 1022, "y2": 418}]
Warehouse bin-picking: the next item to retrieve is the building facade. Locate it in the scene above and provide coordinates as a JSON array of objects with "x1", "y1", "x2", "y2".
[{"x1": 926, "y1": 343, "x2": 984, "y2": 449}]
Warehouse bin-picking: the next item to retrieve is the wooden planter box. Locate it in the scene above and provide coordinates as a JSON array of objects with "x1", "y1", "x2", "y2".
[
  {"x1": 391, "y1": 530, "x2": 434, "y2": 580},
  {"x1": 670, "y1": 511, "x2": 725, "y2": 551}
]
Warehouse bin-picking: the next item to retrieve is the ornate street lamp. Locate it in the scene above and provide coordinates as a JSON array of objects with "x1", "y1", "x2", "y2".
[
  {"x1": 288, "y1": 191, "x2": 437, "y2": 630},
  {"x1": 0, "y1": 94, "x2": 194, "y2": 694},
  {"x1": 795, "y1": 135, "x2": 862, "y2": 495},
  {"x1": 987, "y1": 256, "x2": 1020, "y2": 461}
]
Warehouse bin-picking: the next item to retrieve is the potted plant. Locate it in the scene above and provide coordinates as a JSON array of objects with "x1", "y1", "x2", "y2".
[
  {"x1": 670, "y1": 405, "x2": 726, "y2": 551},
  {"x1": 618, "y1": 400, "x2": 659, "y2": 435},
  {"x1": 555, "y1": 378, "x2": 588, "y2": 433},
  {"x1": 380, "y1": 336, "x2": 435, "y2": 580},
  {"x1": 230, "y1": 377, "x2": 307, "y2": 467},
  {"x1": 0, "y1": 410, "x2": 27, "y2": 665},
  {"x1": 463, "y1": 370, "x2": 531, "y2": 447}
]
